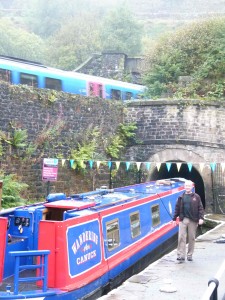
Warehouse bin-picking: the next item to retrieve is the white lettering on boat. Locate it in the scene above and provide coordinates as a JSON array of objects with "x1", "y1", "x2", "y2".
[{"x1": 72, "y1": 231, "x2": 98, "y2": 255}]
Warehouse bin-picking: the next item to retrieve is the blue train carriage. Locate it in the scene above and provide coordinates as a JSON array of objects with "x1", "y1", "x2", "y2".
[
  {"x1": 0, "y1": 55, "x2": 146, "y2": 100},
  {"x1": 0, "y1": 178, "x2": 186, "y2": 299}
]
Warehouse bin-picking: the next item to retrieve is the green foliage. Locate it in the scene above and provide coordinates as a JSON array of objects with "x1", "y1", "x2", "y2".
[
  {"x1": 35, "y1": 119, "x2": 65, "y2": 149},
  {"x1": 0, "y1": 129, "x2": 28, "y2": 148},
  {"x1": 144, "y1": 18, "x2": 225, "y2": 99},
  {"x1": 0, "y1": 18, "x2": 45, "y2": 62},
  {"x1": 70, "y1": 127, "x2": 101, "y2": 170},
  {"x1": 0, "y1": 174, "x2": 29, "y2": 208},
  {"x1": 100, "y1": 4, "x2": 143, "y2": 56},
  {"x1": 106, "y1": 123, "x2": 137, "y2": 158},
  {"x1": 106, "y1": 135, "x2": 124, "y2": 159},
  {"x1": 45, "y1": 12, "x2": 102, "y2": 69}
]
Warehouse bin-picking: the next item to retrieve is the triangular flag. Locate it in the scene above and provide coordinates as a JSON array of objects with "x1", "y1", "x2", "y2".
[
  {"x1": 108, "y1": 161, "x2": 112, "y2": 169},
  {"x1": 199, "y1": 163, "x2": 205, "y2": 173},
  {"x1": 96, "y1": 161, "x2": 101, "y2": 169},
  {"x1": 115, "y1": 161, "x2": 120, "y2": 170},
  {"x1": 126, "y1": 161, "x2": 131, "y2": 171},
  {"x1": 70, "y1": 159, "x2": 74, "y2": 168},
  {"x1": 89, "y1": 160, "x2": 93, "y2": 169},
  {"x1": 145, "y1": 162, "x2": 151, "y2": 171},
  {"x1": 210, "y1": 162, "x2": 216, "y2": 172},
  {"x1": 136, "y1": 162, "x2": 141, "y2": 171},
  {"x1": 166, "y1": 162, "x2": 172, "y2": 172},
  {"x1": 187, "y1": 163, "x2": 192, "y2": 172},
  {"x1": 176, "y1": 162, "x2": 182, "y2": 172},
  {"x1": 221, "y1": 163, "x2": 225, "y2": 173},
  {"x1": 61, "y1": 159, "x2": 66, "y2": 166},
  {"x1": 156, "y1": 163, "x2": 161, "y2": 171}
]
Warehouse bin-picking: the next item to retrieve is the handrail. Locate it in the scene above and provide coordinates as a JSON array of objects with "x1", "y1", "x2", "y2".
[
  {"x1": 201, "y1": 258, "x2": 225, "y2": 300},
  {"x1": 9, "y1": 250, "x2": 50, "y2": 295}
]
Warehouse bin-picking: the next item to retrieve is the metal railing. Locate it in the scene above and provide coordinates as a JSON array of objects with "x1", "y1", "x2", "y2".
[
  {"x1": 9, "y1": 250, "x2": 50, "y2": 295},
  {"x1": 201, "y1": 259, "x2": 225, "y2": 300}
]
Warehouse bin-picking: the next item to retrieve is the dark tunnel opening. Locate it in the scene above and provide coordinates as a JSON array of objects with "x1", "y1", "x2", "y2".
[{"x1": 150, "y1": 161, "x2": 206, "y2": 208}]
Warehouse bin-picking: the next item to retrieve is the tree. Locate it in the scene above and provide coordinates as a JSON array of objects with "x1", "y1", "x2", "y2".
[
  {"x1": 100, "y1": 4, "x2": 143, "y2": 56},
  {"x1": 144, "y1": 18, "x2": 225, "y2": 99},
  {"x1": 45, "y1": 12, "x2": 102, "y2": 70},
  {"x1": 0, "y1": 18, "x2": 46, "y2": 61}
]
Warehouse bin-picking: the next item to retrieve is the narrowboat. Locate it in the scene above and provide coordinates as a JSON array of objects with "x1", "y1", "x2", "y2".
[{"x1": 0, "y1": 178, "x2": 187, "y2": 299}]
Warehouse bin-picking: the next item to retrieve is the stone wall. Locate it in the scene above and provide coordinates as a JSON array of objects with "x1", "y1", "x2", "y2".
[
  {"x1": 1, "y1": 84, "x2": 225, "y2": 212},
  {"x1": 0, "y1": 82, "x2": 124, "y2": 199},
  {"x1": 75, "y1": 52, "x2": 143, "y2": 84},
  {"x1": 124, "y1": 99, "x2": 225, "y2": 213}
]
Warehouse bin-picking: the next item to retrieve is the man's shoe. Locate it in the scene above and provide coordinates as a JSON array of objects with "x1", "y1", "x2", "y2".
[
  {"x1": 187, "y1": 256, "x2": 193, "y2": 261},
  {"x1": 177, "y1": 257, "x2": 185, "y2": 261}
]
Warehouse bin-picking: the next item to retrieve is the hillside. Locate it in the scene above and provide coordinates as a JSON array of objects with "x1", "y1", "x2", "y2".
[
  {"x1": 128, "y1": 0, "x2": 225, "y2": 39},
  {"x1": 129, "y1": 0, "x2": 225, "y2": 19}
]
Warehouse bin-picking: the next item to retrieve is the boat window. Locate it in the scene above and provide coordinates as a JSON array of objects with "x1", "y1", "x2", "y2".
[
  {"x1": 130, "y1": 211, "x2": 141, "y2": 238},
  {"x1": 111, "y1": 89, "x2": 122, "y2": 100},
  {"x1": 0, "y1": 68, "x2": 11, "y2": 83},
  {"x1": 45, "y1": 77, "x2": 62, "y2": 91},
  {"x1": 125, "y1": 92, "x2": 133, "y2": 100},
  {"x1": 20, "y1": 73, "x2": 38, "y2": 87},
  {"x1": 151, "y1": 204, "x2": 160, "y2": 227},
  {"x1": 106, "y1": 219, "x2": 120, "y2": 251}
]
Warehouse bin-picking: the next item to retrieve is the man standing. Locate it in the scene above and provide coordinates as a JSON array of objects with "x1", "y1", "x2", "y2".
[{"x1": 173, "y1": 180, "x2": 204, "y2": 262}]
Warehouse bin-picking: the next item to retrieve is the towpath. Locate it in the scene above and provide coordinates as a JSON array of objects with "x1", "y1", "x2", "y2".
[{"x1": 99, "y1": 214, "x2": 225, "y2": 300}]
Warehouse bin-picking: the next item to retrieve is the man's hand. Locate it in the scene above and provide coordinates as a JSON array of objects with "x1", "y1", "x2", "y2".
[
  {"x1": 198, "y1": 219, "x2": 204, "y2": 225},
  {"x1": 172, "y1": 218, "x2": 179, "y2": 226}
]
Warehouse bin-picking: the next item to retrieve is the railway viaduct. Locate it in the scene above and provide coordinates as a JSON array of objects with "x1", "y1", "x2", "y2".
[{"x1": 124, "y1": 99, "x2": 225, "y2": 214}]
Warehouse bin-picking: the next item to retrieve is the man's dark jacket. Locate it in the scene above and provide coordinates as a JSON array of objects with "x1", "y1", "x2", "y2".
[{"x1": 172, "y1": 192, "x2": 204, "y2": 222}]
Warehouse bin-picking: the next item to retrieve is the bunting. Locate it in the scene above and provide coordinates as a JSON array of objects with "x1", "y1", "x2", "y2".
[
  {"x1": 210, "y1": 162, "x2": 216, "y2": 172},
  {"x1": 176, "y1": 162, "x2": 182, "y2": 172},
  {"x1": 156, "y1": 163, "x2": 161, "y2": 171},
  {"x1": 49, "y1": 158, "x2": 225, "y2": 172},
  {"x1": 96, "y1": 161, "x2": 101, "y2": 169},
  {"x1": 70, "y1": 159, "x2": 74, "y2": 168},
  {"x1": 136, "y1": 162, "x2": 141, "y2": 171},
  {"x1": 108, "y1": 161, "x2": 112, "y2": 169},
  {"x1": 115, "y1": 161, "x2": 120, "y2": 170},
  {"x1": 145, "y1": 162, "x2": 151, "y2": 171},
  {"x1": 89, "y1": 160, "x2": 93, "y2": 169},
  {"x1": 187, "y1": 163, "x2": 193, "y2": 172},
  {"x1": 166, "y1": 162, "x2": 172, "y2": 172},
  {"x1": 126, "y1": 161, "x2": 131, "y2": 171}
]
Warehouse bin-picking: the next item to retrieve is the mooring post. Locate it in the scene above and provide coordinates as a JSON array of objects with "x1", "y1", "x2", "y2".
[{"x1": 208, "y1": 278, "x2": 219, "y2": 300}]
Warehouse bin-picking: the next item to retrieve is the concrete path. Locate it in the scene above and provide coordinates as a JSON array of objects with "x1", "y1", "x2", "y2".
[{"x1": 99, "y1": 215, "x2": 225, "y2": 300}]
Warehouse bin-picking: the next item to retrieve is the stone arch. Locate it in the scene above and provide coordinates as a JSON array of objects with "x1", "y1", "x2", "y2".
[{"x1": 147, "y1": 148, "x2": 213, "y2": 212}]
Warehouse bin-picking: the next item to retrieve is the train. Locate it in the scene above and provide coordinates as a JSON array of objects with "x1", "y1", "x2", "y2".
[
  {"x1": 0, "y1": 55, "x2": 146, "y2": 100},
  {"x1": 0, "y1": 178, "x2": 188, "y2": 300}
]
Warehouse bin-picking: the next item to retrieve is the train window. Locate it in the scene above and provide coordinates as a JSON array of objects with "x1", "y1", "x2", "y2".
[
  {"x1": 151, "y1": 204, "x2": 160, "y2": 227},
  {"x1": 130, "y1": 211, "x2": 141, "y2": 238},
  {"x1": 106, "y1": 219, "x2": 120, "y2": 251},
  {"x1": 20, "y1": 73, "x2": 38, "y2": 87},
  {"x1": 45, "y1": 77, "x2": 62, "y2": 91},
  {"x1": 0, "y1": 68, "x2": 11, "y2": 83},
  {"x1": 125, "y1": 92, "x2": 133, "y2": 100},
  {"x1": 111, "y1": 89, "x2": 121, "y2": 100}
]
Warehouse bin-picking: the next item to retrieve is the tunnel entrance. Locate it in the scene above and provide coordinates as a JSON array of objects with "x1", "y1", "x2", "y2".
[{"x1": 149, "y1": 161, "x2": 206, "y2": 208}]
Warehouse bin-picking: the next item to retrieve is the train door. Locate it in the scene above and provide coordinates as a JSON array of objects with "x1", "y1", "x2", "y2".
[{"x1": 88, "y1": 82, "x2": 103, "y2": 98}]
